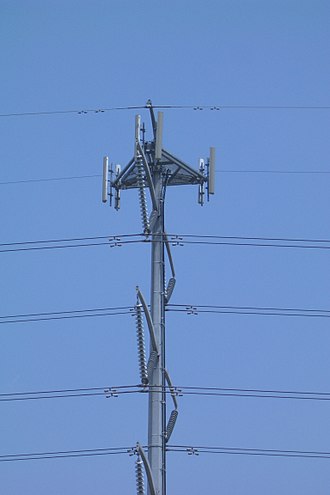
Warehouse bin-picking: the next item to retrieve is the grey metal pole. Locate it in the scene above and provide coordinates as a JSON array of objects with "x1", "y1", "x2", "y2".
[{"x1": 148, "y1": 167, "x2": 166, "y2": 495}]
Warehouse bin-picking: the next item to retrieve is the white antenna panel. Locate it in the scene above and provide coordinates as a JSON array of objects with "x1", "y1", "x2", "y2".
[
  {"x1": 155, "y1": 112, "x2": 164, "y2": 160},
  {"x1": 135, "y1": 115, "x2": 141, "y2": 160},
  {"x1": 135, "y1": 115, "x2": 141, "y2": 142},
  {"x1": 208, "y1": 147, "x2": 215, "y2": 195},
  {"x1": 102, "y1": 156, "x2": 108, "y2": 203}
]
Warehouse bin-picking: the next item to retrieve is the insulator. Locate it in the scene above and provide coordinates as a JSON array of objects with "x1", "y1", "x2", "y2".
[
  {"x1": 166, "y1": 409, "x2": 178, "y2": 442},
  {"x1": 135, "y1": 304, "x2": 148, "y2": 385},
  {"x1": 136, "y1": 160, "x2": 150, "y2": 234},
  {"x1": 147, "y1": 350, "x2": 158, "y2": 379},
  {"x1": 165, "y1": 277, "x2": 176, "y2": 304},
  {"x1": 135, "y1": 457, "x2": 145, "y2": 495}
]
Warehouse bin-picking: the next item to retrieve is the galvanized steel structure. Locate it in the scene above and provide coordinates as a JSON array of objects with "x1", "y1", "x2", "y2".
[{"x1": 102, "y1": 100, "x2": 215, "y2": 495}]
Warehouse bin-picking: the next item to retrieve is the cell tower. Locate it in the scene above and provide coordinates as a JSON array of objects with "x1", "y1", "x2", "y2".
[{"x1": 102, "y1": 100, "x2": 215, "y2": 495}]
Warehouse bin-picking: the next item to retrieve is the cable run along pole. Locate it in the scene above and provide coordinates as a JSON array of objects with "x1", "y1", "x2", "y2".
[{"x1": 102, "y1": 99, "x2": 215, "y2": 495}]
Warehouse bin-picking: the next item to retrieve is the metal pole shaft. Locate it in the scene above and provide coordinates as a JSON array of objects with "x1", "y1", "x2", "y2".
[{"x1": 148, "y1": 168, "x2": 165, "y2": 495}]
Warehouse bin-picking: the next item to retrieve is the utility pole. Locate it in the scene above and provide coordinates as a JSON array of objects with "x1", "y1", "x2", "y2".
[{"x1": 102, "y1": 100, "x2": 215, "y2": 495}]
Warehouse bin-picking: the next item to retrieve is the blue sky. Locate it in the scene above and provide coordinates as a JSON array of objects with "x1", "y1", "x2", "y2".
[{"x1": 1, "y1": 1, "x2": 330, "y2": 493}]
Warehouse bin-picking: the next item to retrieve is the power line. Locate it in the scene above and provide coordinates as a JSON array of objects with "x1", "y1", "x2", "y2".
[
  {"x1": 0, "y1": 446, "x2": 134, "y2": 463},
  {"x1": 4, "y1": 238, "x2": 330, "y2": 253},
  {"x1": 2, "y1": 232, "x2": 330, "y2": 247},
  {"x1": 0, "y1": 309, "x2": 133, "y2": 325},
  {"x1": 168, "y1": 303, "x2": 330, "y2": 314},
  {"x1": 0, "y1": 232, "x2": 140, "y2": 248},
  {"x1": 167, "y1": 445, "x2": 330, "y2": 460},
  {"x1": 1, "y1": 302, "x2": 329, "y2": 325},
  {"x1": 1, "y1": 232, "x2": 330, "y2": 254},
  {"x1": 0, "y1": 384, "x2": 137, "y2": 398},
  {"x1": 1, "y1": 104, "x2": 330, "y2": 118},
  {"x1": 2, "y1": 169, "x2": 330, "y2": 186},
  {"x1": 0, "y1": 174, "x2": 101, "y2": 185},
  {"x1": 0, "y1": 305, "x2": 133, "y2": 319},
  {"x1": 170, "y1": 239, "x2": 330, "y2": 250},
  {"x1": 0, "y1": 234, "x2": 143, "y2": 253},
  {"x1": 168, "y1": 233, "x2": 330, "y2": 243},
  {"x1": 220, "y1": 169, "x2": 330, "y2": 174},
  {"x1": 168, "y1": 304, "x2": 330, "y2": 319},
  {"x1": 0, "y1": 105, "x2": 146, "y2": 118},
  {"x1": 3, "y1": 383, "x2": 330, "y2": 403},
  {"x1": 2, "y1": 443, "x2": 330, "y2": 463}
]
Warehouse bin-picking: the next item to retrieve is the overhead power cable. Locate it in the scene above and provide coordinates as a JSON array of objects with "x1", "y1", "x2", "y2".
[
  {"x1": 0, "y1": 384, "x2": 140, "y2": 402},
  {"x1": 1, "y1": 301, "x2": 329, "y2": 326},
  {"x1": 1, "y1": 232, "x2": 330, "y2": 254},
  {"x1": 167, "y1": 445, "x2": 330, "y2": 460},
  {"x1": 1, "y1": 103, "x2": 330, "y2": 118},
  {"x1": 0, "y1": 306, "x2": 133, "y2": 324},
  {"x1": 0, "y1": 446, "x2": 134, "y2": 463},
  {"x1": 3, "y1": 383, "x2": 330, "y2": 403},
  {"x1": 168, "y1": 235, "x2": 330, "y2": 250},
  {"x1": 0, "y1": 174, "x2": 101, "y2": 185},
  {"x1": 2, "y1": 169, "x2": 330, "y2": 186},
  {"x1": 2, "y1": 443, "x2": 330, "y2": 463},
  {"x1": 0, "y1": 233, "x2": 143, "y2": 253},
  {"x1": 167, "y1": 304, "x2": 330, "y2": 319}
]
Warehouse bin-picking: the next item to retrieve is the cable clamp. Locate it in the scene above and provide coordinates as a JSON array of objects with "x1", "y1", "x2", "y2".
[
  {"x1": 104, "y1": 387, "x2": 118, "y2": 398},
  {"x1": 186, "y1": 305, "x2": 198, "y2": 315},
  {"x1": 171, "y1": 235, "x2": 184, "y2": 247},
  {"x1": 109, "y1": 236, "x2": 122, "y2": 248},
  {"x1": 187, "y1": 447, "x2": 199, "y2": 456}
]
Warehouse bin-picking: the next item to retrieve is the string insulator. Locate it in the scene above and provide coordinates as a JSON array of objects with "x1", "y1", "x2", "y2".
[
  {"x1": 135, "y1": 304, "x2": 148, "y2": 385},
  {"x1": 136, "y1": 160, "x2": 150, "y2": 234},
  {"x1": 147, "y1": 350, "x2": 158, "y2": 379},
  {"x1": 165, "y1": 409, "x2": 178, "y2": 442},
  {"x1": 135, "y1": 457, "x2": 145, "y2": 495}
]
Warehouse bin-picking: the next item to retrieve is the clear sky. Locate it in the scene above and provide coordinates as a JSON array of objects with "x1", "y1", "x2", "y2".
[{"x1": 1, "y1": 1, "x2": 330, "y2": 493}]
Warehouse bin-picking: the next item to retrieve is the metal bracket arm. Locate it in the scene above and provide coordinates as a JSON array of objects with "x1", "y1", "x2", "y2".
[
  {"x1": 164, "y1": 369, "x2": 178, "y2": 410},
  {"x1": 162, "y1": 149, "x2": 205, "y2": 182},
  {"x1": 164, "y1": 233, "x2": 176, "y2": 278},
  {"x1": 111, "y1": 157, "x2": 135, "y2": 189},
  {"x1": 136, "y1": 287, "x2": 159, "y2": 355}
]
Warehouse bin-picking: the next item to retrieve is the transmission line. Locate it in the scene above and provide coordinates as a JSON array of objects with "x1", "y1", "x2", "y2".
[
  {"x1": 2, "y1": 443, "x2": 330, "y2": 463},
  {"x1": 1, "y1": 103, "x2": 330, "y2": 118},
  {"x1": 1, "y1": 302, "x2": 329, "y2": 325},
  {"x1": 168, "y1": 304, "x2": 330, "y2": 319},
  {"x1": 2, "y1": 169, "x2": 330, "y2": 186},
  {"x1": 3, "y1": 384, "x2": 330, "y2": 403},
  {"x1": 1, "y1": 232, "x2": 330, "y2": 254},
  {"x1": 0, "y1": 446, "x2": 133, "y2": 463},
  {"x1": 167, "y1": 445, "x2": 330, "y2": 460}
]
